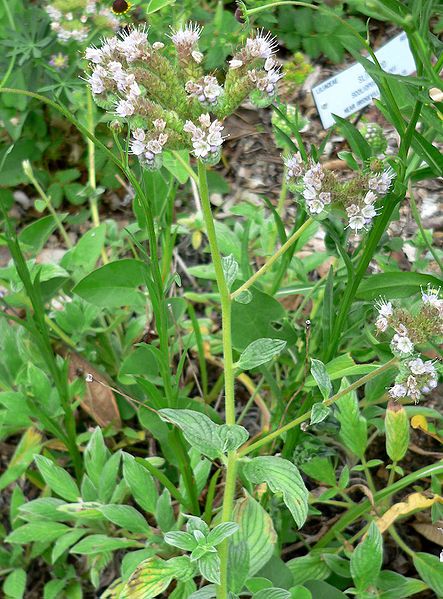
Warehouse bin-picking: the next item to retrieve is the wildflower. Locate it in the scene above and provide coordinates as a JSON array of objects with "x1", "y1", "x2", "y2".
[
  {"x1": 85, "y1": 46, "x2": 103, "y2": 64},
  {"x1": 130, "y1": 123, "x2": 168, "y2": 170},
  {"x1": 49, "y1": 53, "x2": 69, "y2": 70},
  {"x1": 284, "y1": 153, "x2": 303, "y2": 179},
  {"x1": 421, "y1": 284, "x2": 443, "y2": 316},
  {"x1": 368, "y1": 167, "x2": 396, "y2": 195},
  {"x1": 170, "y1": 22, "x2": 202, "y2": 62},
  {"x1": 375, "y1": 298, "x2": 393, "y2": 318},
  {"x1": 245, "y1": 30, "x2": 277, "y2": 60},
  {"x1": 391, "y1": 333, "x2": 414, "y2": 356},
  {"x1": 184, "y1": 114, "x2": 224, "y2": 164},
  {"x1": 389, "y1": 383, "x2": 407, "y2": 399},
  {"x1": 116, "y1": 98, "x2": 135, "y2": 117},
  {"x1": 185, "y1": 76, "x2": 223, "y2": 106},
  {"x1": 112, "y1": 0, "x2": 131, "y2": 15}
]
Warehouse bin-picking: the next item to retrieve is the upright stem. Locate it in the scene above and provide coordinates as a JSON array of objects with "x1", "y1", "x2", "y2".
[
  {"x1": 86, "y1": 89, "x2": 99, "y2": 228},
  {"x1": 197, "y1": 161, "x2": 236, "y2": 598},
  {"x1": 231, "y1": 217, "x2": 313, "y2": 300}
]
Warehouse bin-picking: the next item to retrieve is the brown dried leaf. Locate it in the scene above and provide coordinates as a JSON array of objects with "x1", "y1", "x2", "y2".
[
  {"x1": 412, "y1": 522, "x2": 443, "y2": 546},
  {"x1": 67, "y1": 352, "x2": 121, "y2": 429},
  {"x1": 376, "y1": 492, "x2": 443, "y2": 533}
]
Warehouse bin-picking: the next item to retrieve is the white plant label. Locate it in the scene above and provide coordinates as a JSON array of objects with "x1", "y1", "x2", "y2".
[{"x1": 311, "y1": 32, "x2": 416, "y2": 129}]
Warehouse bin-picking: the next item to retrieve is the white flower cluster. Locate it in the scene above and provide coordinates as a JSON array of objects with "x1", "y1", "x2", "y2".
[
  {"x1": 248, "y1": 56, "x2": 283, "y2": 99},
  {"x1": 85, "y1": 30, "x2": 151, "y2": 116},
  {"x1": 389, "y1": 358, "x2": 438, "y2": 403},
  {"x1": 185, "y1": 76, "x2": 223, "y2": 106},
  {"x1": 170, "y1": 22, "x2": 203, "y2": 63},
  {"x1": 183, "y1": 114, "x2": 224, "y2": 161},
  {"x1": 229, "y1": 30, "x2": 277, "y2": 68},
  {"x1": 284, "y1": 153, "x2": 331, "y2": 216},
  {"x1": 46, "y1": 1, "x2": 118, "y2": 43},
  {"x1": 375, "y1": 298, "x2": 415, "y2": 356},
  {"x1": 345, "y1": 168, "x2": 395, "y2": 232},
  {"x1": 130, "y1": 120, "x2": 168, "y2": 169}
]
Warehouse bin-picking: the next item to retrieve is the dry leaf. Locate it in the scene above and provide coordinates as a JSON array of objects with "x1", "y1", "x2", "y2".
[
  {"x1": 67, "y1": 352, "x2": 121, "y2": 429},
  {"x1": 376, "y1": 492, "x2": 443, "y2": 533},
  {"x1": 412, "y1": 522, "x2": 443, "y2": 546}
]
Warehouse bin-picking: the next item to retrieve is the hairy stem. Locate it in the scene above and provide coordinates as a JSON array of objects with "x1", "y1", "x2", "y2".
[{"x1": 197, "y1": 161, "x2": 236, "y2": 598}]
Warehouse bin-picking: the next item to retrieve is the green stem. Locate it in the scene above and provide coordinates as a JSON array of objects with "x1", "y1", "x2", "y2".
[
  {"x1": 231, "y1": 217, "x2": 313, "y2": 300},
  {"x1": 86, "y1": 89, "x2": 101, "y2": 229},
  {"x1": 23, "y1": 163, "x2": 72, "y2": 248},
  {"x1": 389, "y1": 525, "x2": 416, "y2": 557},
  {"x1": 238, "y1": 358, "x2": 398, "y2": 457},
  {"x1": 135, "y1": 457, "x2": 189, "y2": 508},
  {"x1": 361, "y1": 456, "x2": 377, "y2": 495},
  {"x1": 197, "y1": 161, "x2": 236, "y2": 599}
]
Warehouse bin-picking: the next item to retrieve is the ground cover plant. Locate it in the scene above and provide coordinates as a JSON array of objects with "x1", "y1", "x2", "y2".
[{"x1": 0, "y1": 0, "x2": 442, "y2": 597}]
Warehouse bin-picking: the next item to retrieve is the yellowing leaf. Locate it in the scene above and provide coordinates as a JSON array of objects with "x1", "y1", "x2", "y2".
[
  {"x1": 376, "y1": 493, "x2": 443, "y2": 533},
  {"x1": 411, "y1": 415, "x2": 428, "y2": 431}
]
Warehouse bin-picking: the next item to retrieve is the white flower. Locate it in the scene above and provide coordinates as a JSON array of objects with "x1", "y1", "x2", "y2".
[
  {"x1": 303, "y1": 185, "x2": 317, "y2": 201},
  {"x1": 375, "y1": 298, "x2": 393, "y2": 318},
  {"x1": 421, "y1": 285, "x2": 443, "y2": 315},
  {"x1": 153, "y1": 119, "x2": 166, "y2": 131},
  {"x1": 319, "y1": 192, "x2": 331, "y2": 204},
  {"x1": 348, "y1": 215, "x2": 366, "y2": 231},
  {"x1": 115, "y1": 99, "x2": 135, "y2": 117},
  {"x1": 284, "y1": 153, "x2": 303, "y2": 178},
  {"x1": 229, "y1": 58, "x2": 243, "y2": 69},
  {"x1": 303, "y1": 163, "x2": 324, "y2": 190},
  {"x1": 191, "y1": 50, "x2": 204, "y2": 63},
  {"x1": 85, "y1": 47, "x2": 103, "y2": 64},
  {"x1": 406, "y1": 375, "x2": 421, "y2": 403},
  {"x1": 170, "y1": 22, "x2": 202, "y2": 51},
  {"x1": 245, "y1": 30, "x2": 277, "y2": 60},
  {"x1": 364, "y1": 190, "x2": 377, "y2": 205},
  {"x1": 153, "y1": 42, "x2": 164, "y2": 50},
  {"x1": 46, "y1": 5, "x2": 62, "y2": 21},
  {"x1": 389, "y1": 384, "x2": 407, "y2": 398},
  {"x1": 375, "y1": 315, "x2": 388, "y2": 332},
  {"x1": 346, "y1": 204, "x2": 360, "y2": 218},
  {"x1": 361, "y1": 203, "x2": 377, "y2": 219},
  {"x1": 408, "y1": 358, "x2": 426, "y2": 375},
  {"x1": 368, "y1": 167, "x2": 396, "y2": 195},
  {"x1": 193, "y1": 138, "x2": 210, "y2": 158},
  {"x1": 307, "y1": 199, "x2": 325, "y2": 214},
  {"x1": 391, "y1": 333, "x2": 414, "y2": 355}
]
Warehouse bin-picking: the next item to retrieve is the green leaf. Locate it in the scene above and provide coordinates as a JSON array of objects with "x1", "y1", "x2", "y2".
[
  {"x1": 356, "y1": 272, "x2": 443, "y2": 300},
  {"x1": 170, "y1": 580, "x2": 197, "y2": 599},
  {"x1": 310, "y1": 403, "x2": 330, "y2": 425},
  {"x1": 237, "y1": 338, "x2": 287, "y2": 370},
  {"x1": 18, "y1": 214, "x2": 67, "y2": 254},
  {"x1": 255, "y1": 590, "x2": 291, "y2": 599},
  {"x1": 162, "y1": 150, "x2": 189, "y2": 184},
  {"x1": 189, "y1": 586, "x2": 217, "y2": 599},
  {"x1": 412, "y1": 552, "x2": 443, "y2": 596},
  {"x1": 159, "y1": 409, "x2": 249, "y2": 459},
  {"x1": 156, "y1": 489, "x2": 175, "y2": 533},
  {"x1": 310, "y1": 359, "x2": 332, "y2": 400},
  {"x1": 3, "y1": 568, "x2": 26, "y2": 599},
  {"x1": 300, "y1": 458, "x2": 336, "y2": 487},
  {"x1": 222, "y1": 255, "x2": 239, "y2": 290},
  {"x1": 73, "y1": 259, "x2": 147, "y2": 308},
  {"x1": 233, "y1": 493, "x2": 277, "y2": 576},
  {"x1": 350, "y1": 522, "x2": 383, "y2": 591},
  {"x1": 207, "y1": 522, "x2": 239, "y2": 546},
  {"x1": 243, "y1": 457, "x2": 308, "y2": 528},
  {"x1": 198, "y1": 551, "x2": 221, "y2": 585},
  {"x1": 6, "y1": 521, "x2": 69, "y2": 544},
  {"x1": 385, "y1": 403, "x2": 410, "y2": 462},
  {"x1": 332, "y1": 114, "x2": 371, "y2": 161},
  {"x1": 70, "y1": 534, "x2": 140, "y2": 555},
  {"x1": 234, "y1": 289, "x2": 252, "y2": 304},
  {"x1": 289, "y1": 586, "x2": 312, "y2": 599},
  {"x1": 228, "y1": 540, "x2": 249, "y2": 594},
  {"x1": 51, "y1": 529, "x2": 87, "y2": 563},
  {"x1": 122, "y1": 453, "x2": 158, "y2": 514},
  {"x1": 287, "y1": 554, "x2": 331, "y2": 585},
  {"x1": 34, "y1": 456, "x2": 80, "y2": 502},
  {"x1": 376, "y1": 569, "x2": 428, "y2": 598},
  {"x1": 121, "y1": 556, "x2": 193, "y2": 598},
  {"x1": 84, "y1": 427, "x2": 109, "y2": 489},
  {"x1": 146, "y1": 0, "x2": 176, "y2": 14},
  {"x1": 164, "y1": 531, "x2": 197, "y2": 552},
  {"x1": 61, "y1": 224, "x2": 106, "y2": 277},
  {"x1": 100, "y1": 505, "x2": 150, "y2": 534},
  {"x1": 335, "y1": 378, "x2": 367, "y2": 459}
]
